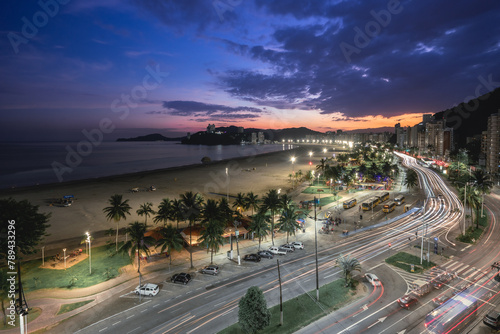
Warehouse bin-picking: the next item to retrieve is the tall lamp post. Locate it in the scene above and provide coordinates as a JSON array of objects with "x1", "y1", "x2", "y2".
[
  {"x1": 291, "y1": 156, "x2": 296, "y2": 188},
  {"x1": 86, "y1": 232, "x2": 92, "y2": 274},
  {"x1": 63, "y1": 248, "x2": 67, "y2": 269},
  {"x1": 314, "y1": 197, "x2": 319, "y2": 301}
]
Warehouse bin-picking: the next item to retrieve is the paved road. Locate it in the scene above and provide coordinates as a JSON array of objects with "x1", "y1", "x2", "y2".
[{"x1": 34, "y1": 153, "x2": 499, "y2": 334}]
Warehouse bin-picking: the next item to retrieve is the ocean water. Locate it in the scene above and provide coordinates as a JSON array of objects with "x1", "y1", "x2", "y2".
[{"x1": 0, "y1": 142, "x2": 293, "y2": 189}]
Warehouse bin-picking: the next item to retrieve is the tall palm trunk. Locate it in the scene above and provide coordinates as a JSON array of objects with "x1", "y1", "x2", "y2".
[
  {"x1": 115, "y1": 222, "x2": 119, "y2": 252},
  {"x1": 271, "y1": 210, "x2": 275, "y2": 246},
  {"x1": 189, "y1": 220, "x2": 193, "y2": 268},
  {"x1": 137, "y1": 241, "x2": 141, "y2": 273}
]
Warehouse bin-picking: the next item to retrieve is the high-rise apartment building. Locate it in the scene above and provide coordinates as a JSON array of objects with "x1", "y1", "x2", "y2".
[{"x1": 486, "y1": 113, "x2": 500, "y2": 175}]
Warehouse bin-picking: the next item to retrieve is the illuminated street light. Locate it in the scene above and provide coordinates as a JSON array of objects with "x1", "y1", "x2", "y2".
[
  {"x1": 63, "y1": 248, "x2": 67, "y2": 269},
  {"x1": 86, "y1": 232, "x2": 92, "y2": 274}
]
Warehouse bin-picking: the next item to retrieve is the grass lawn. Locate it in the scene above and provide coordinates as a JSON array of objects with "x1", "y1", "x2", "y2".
[
  {"x1": 457, "y1": 212, "x2": 488, "y2": 244},
  {"x1": 219, "y1": 279, "x2": 365, "y2": 334},
  {"x1": 57, "y1": 300, "x2": 94, "y2": 315},
  {"x1": 385, "y1": 252, "x2": 436, "y2": 274},
  {"x1": 20, "y1": 245, "x2": 131, "y2": 293},
  {"x1": 0, "y1": 307, "x2": 41, "y2": 331}
]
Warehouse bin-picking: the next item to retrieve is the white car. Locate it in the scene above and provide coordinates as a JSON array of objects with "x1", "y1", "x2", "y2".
[
  {"x1": 279, "y1": 244, "x2": 295, "y2": 252},
  {"x1": 365, "y1": 273, "x2": 381, "y2": 287},
  {"x1": 268, "y1": 246, "x2": 286, "y2": 255},
  {"x1": 134, "y1": 283, "x2": 159, "y2": 296},
  {"x1": 290, "y1": 241, "x2": 304, "y2": 249}
]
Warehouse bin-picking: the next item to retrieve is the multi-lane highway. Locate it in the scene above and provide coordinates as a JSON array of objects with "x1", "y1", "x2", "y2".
[{"x1": 69, "y1": 153, "x2": 498, "y2": 334}]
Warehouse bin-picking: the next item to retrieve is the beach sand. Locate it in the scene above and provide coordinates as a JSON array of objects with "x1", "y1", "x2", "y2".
[{"x1": 2, "y1": 145, "x2": 316, "y2": 252}]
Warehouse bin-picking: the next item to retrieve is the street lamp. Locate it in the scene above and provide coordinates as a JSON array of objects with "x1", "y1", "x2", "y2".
[
  {"x1": 86, "y1": 232, "x2": 92, "y2": 274},
  {"x1": 291, "y1": 156, "x2": 296, "y2": 188},
  {"x1": 63, "y1": 248, "x2": 67, "y2": 269},
  {"x1": 330, "y1": 178, "x2": 333, "y2": 194}
]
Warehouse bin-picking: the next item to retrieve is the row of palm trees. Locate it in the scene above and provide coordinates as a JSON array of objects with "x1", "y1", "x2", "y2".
[
  {"x1": 455, "y1": 169, "x2": 493, "y2": 230},
  {"x1": 312, "y1": 145, "x2": 400, "y2": 188},
  {"x1": 102, "y1": 189, "x2": 303, "y2": 269}
]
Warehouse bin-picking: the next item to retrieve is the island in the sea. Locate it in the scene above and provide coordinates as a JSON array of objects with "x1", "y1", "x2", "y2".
[{"x1": 117, "y1": 125, "x2": 325, "y2": 145}]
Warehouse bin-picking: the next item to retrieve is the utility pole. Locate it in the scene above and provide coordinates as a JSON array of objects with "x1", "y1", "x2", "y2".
[
  {"x1": 314, "y1": 197, "x2": 319, "y2": 301},
  {"x1": 277, "y1": 259, "x2": 283, "y2": 326},
  {"x1": 463, "y1": 183, "x2": 467, "y2": 234},
  {"x1": 420, "y1": 223, "x2": 425, "y2": 265}
]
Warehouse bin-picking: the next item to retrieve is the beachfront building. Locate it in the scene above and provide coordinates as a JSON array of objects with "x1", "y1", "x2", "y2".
[{"x1": 486, "y1": 113, "x2": 500, "y2": 176}]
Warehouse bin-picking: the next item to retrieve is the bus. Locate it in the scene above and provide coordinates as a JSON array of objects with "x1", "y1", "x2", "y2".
[
  {"x1": 383, "y1": 201, "x2": 396, "y2": 213},
  {"x1": 377, "y1": 192, "x2": 390, "y2": 203},
  {"x1": 394, "y1": 195, "x2": 405, "y2": 206},
  {"x1": 343, "y1": 198, "x2": 357, "y2": 209},
  {"x1": 424, "y1": 293, "x2": 477, "y2": 334},
  {"x1": 362, "y1": 197, "x2": 378, "y2": 211}
]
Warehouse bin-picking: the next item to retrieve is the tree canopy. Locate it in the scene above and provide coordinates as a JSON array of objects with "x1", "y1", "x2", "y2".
[
  {"x1": 238, "y1": 286, "x2": 271, "y2": 333},
  {"x1": 0, "y1": 198, "x2": 51, "y2": 258}
]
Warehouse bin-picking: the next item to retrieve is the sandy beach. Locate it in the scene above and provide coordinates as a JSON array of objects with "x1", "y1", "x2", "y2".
[{"x1": 2, "y1": 145, "x2": 316, "y2": 251}]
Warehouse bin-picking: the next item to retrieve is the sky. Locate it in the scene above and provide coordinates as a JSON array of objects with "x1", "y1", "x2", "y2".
[{"x1": 1, "y1": 0, "x2": 500, "y2": 141}]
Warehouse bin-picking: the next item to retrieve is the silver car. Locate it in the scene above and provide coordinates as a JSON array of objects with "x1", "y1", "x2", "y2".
[{"x1": 200, "y1": 265, "x2": 219, "y2": 275}]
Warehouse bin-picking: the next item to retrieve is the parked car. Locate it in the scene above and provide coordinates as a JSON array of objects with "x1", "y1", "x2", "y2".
[
  {"x1": 268, "y1": 246, "x2": 287, "y2": 255},
  {"x1": 397, "y1": 294, "x2": 418, "y2": 309},
  {"x1": 257, "y1": 251, "x2": 274, "y2": 259},
  {"x1": 171, "y1": 273, "x2": 192, "y2": 285},
  {"x1": 432, "y1": 294, "x2": 451, "y2": 307},
  {"x1": 484, "y1": 305, "x2": 500, "y2": 330},
  {"x1": 279, "y1": 244, "x2": 295, "y2": 253},
  {"x1": 134, "y1": 283, "x2": 159, "y2": 296},
  {"x1": 365, "y1": 273, "x2": 381, "y2": 287},
  {"x1": 243, "y1": 254, "x2": 261, "y2": 262},
  {"x1": 290, "y1": 241, "x2": 304, "y2": 249},
  {"x1": 200, "y1": 265, "x2": 219, "y2": 275}
]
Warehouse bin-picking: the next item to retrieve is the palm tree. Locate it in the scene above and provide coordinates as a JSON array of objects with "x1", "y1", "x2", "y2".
[
  {"x1": 459, "y1": 185, "x2": 482, "y2": 230},
  {"x1": 103, "y1": 194, "x2": 132, "y2": 251},
  {"x1": 276, "y1": 207, "x2": 300, "y2": 243},
  {"x1": 119, "y1": 221, "x2": 155, "y2": 273},
  {"x1": 261, "y1": 189, "x2": 281, "y2": 245},
  {"x1": 180, "y1": 191, "x2": 204, "y2": 268},
  {"x1": 471, "y1": 169, "x2": 493, "y2": 220},
  {"x1": 337, "y1": 154, "x2": 349, "y2": 166},
  {"x1": 137, "y1": 202, "x2": 156, "y2": 224},
  {"x1": 279, "y1": 194, "x2": 294, "y2": 210},
  {"x1": 218, "y1": 197, "x2": 234, "y2": 225},
  {"x1": 341, "y1": 173, "x2": 354, "y2": 189},
  {"x1": 244, "y1": 192, "x2": 260, "y2": 216},
  {"x1": 404, "y1": 169, "x2": 419, "y2": 191},
  {"x1": 232, "y1": 192, "x2": 247, "y2": 215},
  {"x1": 336, "y1": 253, "x2": 361, "y2": 287},
  {"x1": 171, "y1": 199, "x2": 184, "y2": 230},
  {"x1": 249, "y1": 213, "x2": 270, "y2": 250},
  {"x1": 199, "y1": 200, "x2": 225, "y2": 264},
  {"x1": 156, "y1": 224, "x2": 184, "y2": 265},
  {"x1": 154, "y1": 198, "x2": 173, "y2": 227},
  {"x1": 316, "y1": 158, "x2": 328, "y2": 182}
]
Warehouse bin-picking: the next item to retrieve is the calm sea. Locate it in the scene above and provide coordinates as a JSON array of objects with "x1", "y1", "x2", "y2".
[{"x1": 0, "y1": 142, "x2": 294, "y2": 189}]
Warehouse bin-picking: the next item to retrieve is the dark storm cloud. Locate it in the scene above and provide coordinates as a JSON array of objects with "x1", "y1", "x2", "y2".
[
  {"x1": 155, "y1": 101, "x2": 265, "y2": 122},
  {"x1": 226, "y1": 1, "x2": 500, "y2": 118},
  {"x1": 138, "y1": 0, "x2": 500, "y2": 119}
]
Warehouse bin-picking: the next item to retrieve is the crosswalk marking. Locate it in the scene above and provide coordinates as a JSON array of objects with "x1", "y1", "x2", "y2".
[{"x1": 390, "y1": 259, "x2": 489, "y2": 294}]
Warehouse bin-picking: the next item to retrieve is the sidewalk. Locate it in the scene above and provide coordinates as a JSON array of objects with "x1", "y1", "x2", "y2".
[{"x1": 10, "y1": 181, "x2": 415, "y2": 333}]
